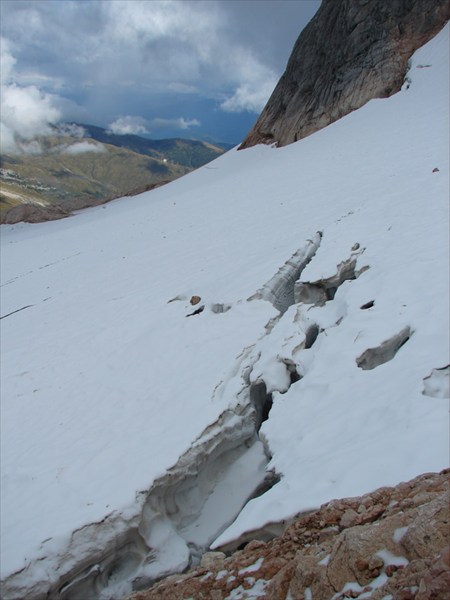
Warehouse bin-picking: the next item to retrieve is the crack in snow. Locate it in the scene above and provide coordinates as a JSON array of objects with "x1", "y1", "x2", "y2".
[
  {"x1": 294, "y1": 244, "x2": 369, "y2": 307},
  {"x1": 0, "y1": 236, "x2": 431, "y2": 600},
  {"x1": 248, "y1": 232, "x2": 322, "y2": 314},
  {"x1": 356, "y1": 326, "x2": 412, "y2": 371}
]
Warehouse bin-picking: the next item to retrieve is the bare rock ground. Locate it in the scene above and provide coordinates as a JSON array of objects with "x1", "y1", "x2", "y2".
[{"x1": 127, "y1": 469, "x2": 449, "y2": 600}]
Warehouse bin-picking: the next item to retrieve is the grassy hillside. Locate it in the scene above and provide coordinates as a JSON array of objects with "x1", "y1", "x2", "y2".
[
  {"x1": 75, "y1": 124, "x2": 226, "y2": 168},
  {"x1": 0, "y1": 126, "x2": 226, "y2": 222}
]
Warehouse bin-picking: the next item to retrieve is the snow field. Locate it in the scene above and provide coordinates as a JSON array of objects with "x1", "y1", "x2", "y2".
[{"x1": 1, "y1": 24, "x2": 449, "y2": 599}]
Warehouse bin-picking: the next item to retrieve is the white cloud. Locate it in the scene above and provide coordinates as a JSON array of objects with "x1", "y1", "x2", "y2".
[
  {"x1": 1, "y1": 38, "x2": 62, "y2": 153},
  {"x1": 0, "y1": 38, "x2": 16, "y2": 84},
  {"x1": 168, "y1": 82, "x2": 198, "y2": 94},
  {"x1": 108, "y1": 116, "x2": 149, "y2": 135},
  {"x1": 62, "y1": 141, "x2": 106, "y2": 154},
  {"x1": 12, "y1": 140, "x2": 46, "y2": 155},
  {"x1": 0, "y1": 121, "x2": 16, "y2": 152},
  {"x1": 220, "y1": 78, "x2": 277, "y2": 113},
  {"x1": 149, "y1": 117, "x2": 200, "y2": 130},
  {"x1": 56, "y1": 123, "x2": 86, "y2": 138},
  {"x1": 11, "y1": 72, "x2": 65, "y2": 91},
  {"x1": 219, "y1": 49, "x2": 278, "y2": 113},
  {"x1": 108, "y1": 115, "x2": 200, "y2": 135},
  {"x1": 1, "y1": 84, "x2": 61, "y2": 149}
]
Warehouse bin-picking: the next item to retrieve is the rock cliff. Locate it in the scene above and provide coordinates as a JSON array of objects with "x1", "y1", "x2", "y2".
[
  {"x1": 128, "y1": 470, "x2": 450, "y2": 600},
  {"x1": 240, "y1": 0, "x2": 449, "y2": 148}
]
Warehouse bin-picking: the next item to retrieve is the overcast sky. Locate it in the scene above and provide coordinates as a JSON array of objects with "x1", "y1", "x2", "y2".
[{"x1": 1, "y1": 0, "x2": 320, "y2": 147}]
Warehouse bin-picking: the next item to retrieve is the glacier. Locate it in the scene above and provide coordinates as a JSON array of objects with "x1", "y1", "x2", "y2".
[{"x1": 1, "y1": 25, "x2": 449, "y2": 599}]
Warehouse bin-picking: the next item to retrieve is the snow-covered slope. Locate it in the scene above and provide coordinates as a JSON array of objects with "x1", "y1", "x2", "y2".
[{"x1": 1, "y1": 26, "x2": 448, "y2": 600}]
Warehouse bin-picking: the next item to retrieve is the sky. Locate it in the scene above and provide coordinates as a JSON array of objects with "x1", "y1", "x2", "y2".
[{"x1": 0, "y1": 0, "x2": 320, "y2": 148}]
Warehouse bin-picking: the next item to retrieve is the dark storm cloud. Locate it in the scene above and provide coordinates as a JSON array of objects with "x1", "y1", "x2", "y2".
[
  {"x1": 216, "y1": 0, "x2": 320, "y2": 71},
  {"x1": 1, "y1": 0, "x2": 320, "y2": 145}
]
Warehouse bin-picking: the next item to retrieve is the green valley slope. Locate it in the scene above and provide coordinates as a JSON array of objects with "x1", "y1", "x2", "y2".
[{"x1": 0, "y1": 126, "x2": 228, "y2": 223}]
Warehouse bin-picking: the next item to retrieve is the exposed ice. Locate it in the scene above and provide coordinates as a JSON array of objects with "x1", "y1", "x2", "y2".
[
  {"x1": 1, "y1": 24, "x2": 449, "y2": 600},
  {"x1": 356, "y1": 326, "x2": 412, "y2": 370}
]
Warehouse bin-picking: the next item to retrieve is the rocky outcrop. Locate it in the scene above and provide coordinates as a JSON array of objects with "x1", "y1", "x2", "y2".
[
  {"x1": 127, "y1": 469, "x2": 450, "y2": 599},
  {"x1": 0, "y1": 181, "x2": 170, "y2": 225},
  {"x1": 240, "y1": 0, "x2": 449, "y2": 149},
  {"x1": 0, "y1": 203, "x2": 71, "y2": 224}
]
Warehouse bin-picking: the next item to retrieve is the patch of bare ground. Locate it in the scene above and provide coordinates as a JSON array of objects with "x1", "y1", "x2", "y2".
[
  {"x1": 127, "y1": 469, "x2": 449, "y2": 600},
  {"x1": 0, "y1": 181, "x2": 170, "y2": 225}
]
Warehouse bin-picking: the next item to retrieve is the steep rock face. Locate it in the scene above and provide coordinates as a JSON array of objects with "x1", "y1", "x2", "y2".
[
  {"x1": 240, "y1": 0, "x2": 449, "y2": 149},
  {"x1": 127, "y1": 470, "x2": 450, "y2": 600}
]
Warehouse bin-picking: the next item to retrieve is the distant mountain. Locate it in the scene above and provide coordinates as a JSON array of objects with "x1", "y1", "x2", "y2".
[
  {"x1": 0, "y1": 125, "x2": 226, "y2": 223},
  {"x1": 78, "y1": 124, "x2": 230, "y2": 169}
]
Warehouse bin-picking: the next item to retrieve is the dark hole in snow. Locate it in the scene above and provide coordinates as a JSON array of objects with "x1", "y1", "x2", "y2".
[
  {"x1": 284, "y1": 360, "x2": 301, "y2": 384},
  {"x1": 304, "y1": 324, "x2": 320, "y2": 349},
  {"x1": 326, "y1": 286, "x2": 338, "y2": 301},
  {"x1": 356, "y1": 326, "x2": 412, "y2": 370},
  {"x1": 290, "y1": 370, "x2": 301, "y2": 384},
  {"x1": 360, "y1": 300, "x2": 375, "y2": 309},
  {"x1": 250, "y1": 382, "x2": 273, "y2": 431},
  {"x1": 326, "y1": 272, "x2": 357, "y2": 301},
  {"x1": 186, "y1": 305, "x2": 205, "y2": 317}
]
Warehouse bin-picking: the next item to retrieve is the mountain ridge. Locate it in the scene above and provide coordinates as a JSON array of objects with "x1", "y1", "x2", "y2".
[{"x1": 0, "y1": 124, "x2": 226, "y2": 223}]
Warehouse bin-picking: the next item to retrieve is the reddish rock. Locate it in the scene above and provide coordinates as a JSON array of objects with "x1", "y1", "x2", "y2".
[{"x1": 127, "y1": 470, "x2": 449, "y2": 600}]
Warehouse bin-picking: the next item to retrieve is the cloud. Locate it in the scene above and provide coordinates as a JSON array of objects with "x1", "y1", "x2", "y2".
[
  {"x1": 108, "y1": 116, "x2": 149, "y2": 135},
  {"x1": 108, "y1": 115, "x2": 200, "y2": 135},
  {"x1": 62, "y1": 141, "x2": 106, "y2": 154},
  {"x1": 0, "y1": 1, "x2": 320, "y2": 142},
  {"x1": 8, "y1": 139, "x2": 44, "y2": 155},
  {"x1": 219, "y1": 50, "x2": 278, "y2": 113},
  {"x1": 56, "y1": 123, "x2": 86, "y2": 138},
  {"x1": 1, "y1": 38, "x2": 62, "y2": 153},
  {"x1": 0, "y1": 37, "x2": 16, "y2": 82},
  {"x1": 220, "y1": 80, "x2": 276, "y2": 113},
  {"x1": 167, "y1": 82, "x2": 198, "y2": 94},
  {"x1": 149, "y1": 117, "x2": 200, "y2": 130},
  {"x1": 98, "y1": 1, "x2": 277, "y2": 113}
]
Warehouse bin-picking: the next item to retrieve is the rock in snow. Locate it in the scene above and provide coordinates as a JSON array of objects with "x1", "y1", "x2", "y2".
[
  {"x1": 240, "y1": 0, "x2": 449, "y2": 148},
  {"x1": 1, "y1": 12, "x2": 449, "y2": 600}
]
